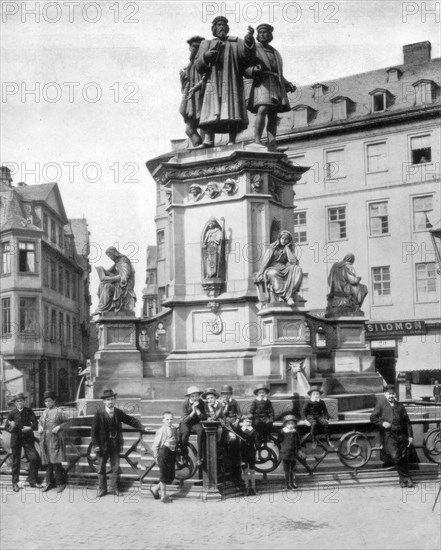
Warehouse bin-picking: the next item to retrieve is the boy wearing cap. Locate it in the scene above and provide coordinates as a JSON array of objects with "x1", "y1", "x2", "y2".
[
  {"x1": 6, "y1": 393, "x2": 41, "y2": 492},
  {"x1": 91, "y1": 389, "x2": 144, "y2": 497},
  {"x1": 278, "y1": 415, "x2": 302, "y2": 489},
  {"x1": 250, "y1": 383, "x2": 274, "y2": 441},
  {"x1": 237, "y1": 413, "x2": 259, "y2": 496},
  {"x1": 150, "y1": 411, "x2": 178, "y2": 504},
  {"x1": 179, "y1": 386, "x2": 207, "y2": 466},
  {"x1": 39, "y1": 390, "x2": 69, "y2": 493},
  {"x1": 302, "y1": 385, "x2": 334, "y2": 449},
  {"x1": 370, "y1": 385, "x2": 414, "y2": 488},
  {"x1": 219, "y1": 385, "x2": 241, "y2": 427}
]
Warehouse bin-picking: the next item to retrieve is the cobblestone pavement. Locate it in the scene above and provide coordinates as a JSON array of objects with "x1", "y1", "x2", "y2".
[{"x1": 1, "y1": 482, "x2": 440, "y2": 550}]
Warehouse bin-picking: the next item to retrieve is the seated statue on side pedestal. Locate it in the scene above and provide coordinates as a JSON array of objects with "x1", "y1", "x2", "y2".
[
  {"x1": 94, "y1": 247, "x2": 136, "y2": 315},
  {"x1": 326, "y1": 253, "x2": 368, "y2": 317},
  {"x1": 255, "y1": 229, "x2": 303, "y2": 306}
]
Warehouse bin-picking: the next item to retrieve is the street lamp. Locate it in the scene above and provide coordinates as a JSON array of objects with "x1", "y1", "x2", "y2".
[{"x1": 429, "y1": 226, "x2": 441, "y2": 275}]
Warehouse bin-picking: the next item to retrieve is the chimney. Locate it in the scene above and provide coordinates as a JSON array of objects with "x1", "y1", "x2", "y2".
[
  {"x1": 403, "y1": 41, "x2": 431, "y2": 65},
  {"x1": 0, "y1": 166, "x2": 12, "y2": 188}
]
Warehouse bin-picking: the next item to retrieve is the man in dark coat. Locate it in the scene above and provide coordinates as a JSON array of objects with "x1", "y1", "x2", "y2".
[
  {"x1": 91, "y1": 389, "x2": 144, "y2": 497},
  {"x1": 179, "y1": 386, "x2": 206, "y2": 466},
  {"x1": 6, "y1": 393, "x2": 41, "y2": 492},
  {"x1": 370, "y1": 384, "x2": 414, "y2": 487}
]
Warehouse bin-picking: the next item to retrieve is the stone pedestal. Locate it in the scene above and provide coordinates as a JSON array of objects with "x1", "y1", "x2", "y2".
[
  {"x1": 201, "y1": 421, "x2": 222, "y2": 500},
  {"x1": 254, "y1": 304, "x2": 312, "y2": 383},
  {"x1": 92, "y1": 313, "x2": 142, "y2": 398}
]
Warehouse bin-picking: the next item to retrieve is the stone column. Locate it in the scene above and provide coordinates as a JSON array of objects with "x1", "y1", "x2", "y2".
[{"x1": 201, "y1": 420, "x2": 221, "y2": 500}]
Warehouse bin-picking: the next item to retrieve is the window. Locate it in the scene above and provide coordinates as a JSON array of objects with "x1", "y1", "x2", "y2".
[
  {"x1": 332, "y1": 99, "x2": 347, "y2": 120},
  {"x1": 72, "y1": 274, "x2": 77, "y2": 301},
  {"x1": 416, "y1": 263, "x2": 437, "y2": 302},
  {"x1": 43, "y1": 214, "x2": 49, "y2": 237},
  {"x1": 73, "y1": 317, "x2": 77, "y2": 347},
  {"x1": 290, "y1": 154, "x2": 307, "y2": 184},
  {"x1": 328, "y1": 207, "x2": 347, "y2": 240},
  {"x1": 44, "y1": 305, "x2": 49, "y2": 340},
  {"x1": 372, "y1": 92, "x2": 385, "y2": 112},
  {"x1": 366, "y1": 142, "x2": 387, "y2": 172},
  {"x1": 58, "y1": 225, "x2": 64, "y2": 247},
  {"x1": 372, "y1": 266, "x2": 391, "y2": 305},
  {"x1": 294, "y1": 211, "x2": 307, "y2": 243},
  {"x1": 325, "y1": 149, "x2": 345, "y2": 179},
  {"x1": 413, "y1": 195, "x2": 433, "y2": 231},
  {"x1": 42, "y1": 254, "x2": 49, "y2": 286},
  {"x1": 50, "y1": 261, "x2": 57, "y2": 290},
  {"x1": 415, "y1": 81, "x2": 434, "y2": 105},
  {"x1": 51, "y1": 309, "x2": 57, "y2": 341},
  {"x1": 18, "y1": 242, "x2": 36, "y2": 273},
  {"x1": 369, "y1": 202, "x2": 389, "y2": 236},
  {"x1": 59, "y1": 312, "x2": 64, "y2": 343},
  {"x1": 58, "y1": 265, "x2": 64, "y2": 294},
  {"x1": 1, "y1": 242, "x2": 11, "y2": 274},
  {"x1": 157, "y1": 230, "x2": 165, "y2": 260},
  {"x1": 301, "y1": 273, "x2": 308, "y2": 299},
  {"x1": 50, "y1": 219, "x2": 56, "y2": 243},
  {"x1": 66, "y1": 315, "x2": 71, "y2": 345},
  {"x1": 65, "y1": 270, "x2": 70, "y2": 298},
  {"x1": 19, "y1": 297, "x2": 37, "y2": 332},
  {"x1": 2, "y1": 298, "x2": 11, "y2": 334},
  {"x1": 411, "y1": 135, "x2": 431, "y2": 164}
]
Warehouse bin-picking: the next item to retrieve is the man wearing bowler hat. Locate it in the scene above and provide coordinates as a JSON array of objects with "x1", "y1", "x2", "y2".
[
  {"x1": 39, "y1": 390, "x2": 69, "y2": 493},
  {"x1": 6, "y1": 393, "x2": 41, "y2": 492},
  {"x1": 370, "y1": 384, "x2": 414, "y2": 487},
  {"x1": 179, "y1": 386, "x2": 206, "y2": 466},
  {"x1": 91, "y1": 389, "x2": 144, "y2": 497}
]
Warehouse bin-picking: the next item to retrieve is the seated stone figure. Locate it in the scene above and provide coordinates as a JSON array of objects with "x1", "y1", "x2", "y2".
[
  {"x1": 326, "y1": 253, "x2": 368, "y2": 316},
  {"x1": 95, "y1": 247, "x2": 136, "y2": 314},
  {"x1": 255, "y1": 230, "x2": 303, "y2": 305}
]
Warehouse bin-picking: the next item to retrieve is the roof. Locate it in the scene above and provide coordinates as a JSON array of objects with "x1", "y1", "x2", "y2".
[
  {"x1": 14, "y1": 183, "x2": 68, "y2": 223},
  {"x1": 0, "y1": 188, "x2": 42, "y2": 233}
]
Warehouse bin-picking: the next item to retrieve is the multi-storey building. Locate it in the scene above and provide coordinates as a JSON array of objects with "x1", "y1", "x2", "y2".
[
  {"x1": 276, "y1": 41, "x2": 440, "y2": 390},
  {"x1": 0, "y1": 167, "x2": 91, "y2": 407}
]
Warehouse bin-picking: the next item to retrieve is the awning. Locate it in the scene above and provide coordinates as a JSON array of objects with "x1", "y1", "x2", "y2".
[{"x1": 396, "y1": 334, "x2": 441, "y2": 372}]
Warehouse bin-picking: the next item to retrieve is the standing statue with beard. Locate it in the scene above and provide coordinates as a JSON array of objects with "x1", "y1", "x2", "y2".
[
  {"x1": 195, "y1": 16, "x2": 257, "y2": 148},
  {"x1": 179, "y1": 35, "x2": 206, "y2": 148}
]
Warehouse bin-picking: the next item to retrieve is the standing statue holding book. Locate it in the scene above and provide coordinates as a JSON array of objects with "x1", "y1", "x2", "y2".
[{"x1": 94, "y1": 247, "x2": 136, "y2": 315}]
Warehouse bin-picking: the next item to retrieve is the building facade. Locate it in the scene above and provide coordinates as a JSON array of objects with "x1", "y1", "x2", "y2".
[
  {"x1": 0, "y1": 167, "x2": 91, "y2": 407},
  {"x1": 276, "y1": 41, "x2": 440, "y2": 392}
]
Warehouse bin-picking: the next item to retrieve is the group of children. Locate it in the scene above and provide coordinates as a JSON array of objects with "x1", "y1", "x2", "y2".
[{"x1": 150, "y1": 382, "x2": 333, "y2": 501}]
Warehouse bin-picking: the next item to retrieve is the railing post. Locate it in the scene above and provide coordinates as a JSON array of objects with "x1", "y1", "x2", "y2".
[{"x1": 201, "y1": 421, "x2": 221, "y2": 500}]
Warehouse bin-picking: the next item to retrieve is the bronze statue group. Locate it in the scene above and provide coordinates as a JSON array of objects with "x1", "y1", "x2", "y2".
[
  {"x1": 179, "y1": 17, "x2": 296, "y2": 150},
  {"x1": 4, "y1": 382, "x2": 415, "y2": 502}
]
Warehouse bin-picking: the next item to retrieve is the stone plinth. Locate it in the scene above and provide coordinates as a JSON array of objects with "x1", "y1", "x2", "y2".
[
  {"x1": 92, "y1": 313, "x2": 142, "y2": 399},
  {"x1": 254, "y1": 304, "x2": 312, "y2": 380},
  {"x1": 201, "y1": 421, "x2": 222, "y2": 501}
]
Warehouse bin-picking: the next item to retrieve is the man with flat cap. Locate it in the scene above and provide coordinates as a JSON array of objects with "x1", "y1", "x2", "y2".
[
  {"x1": 195, "y1": 16, "x2": 257, "y2": 147},
  {"x1": 92, "y1": 389, "x2": 145, "y2": 497},
  {"x1": 180, "y1": 35, "x2": 206, "y2": 147},
  {"x1": 6, "y1": 393, "x2": 41, "y2": 492},
  {"x1": 370, "y1": 384, "x2": 414, "y2": 487},
  {"x1": 246, "y1": 24, "x2": 296, "y2": 149}
]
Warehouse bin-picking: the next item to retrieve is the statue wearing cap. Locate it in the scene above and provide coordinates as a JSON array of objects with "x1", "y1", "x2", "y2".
[
  {"x1": 194, "y1": 17, "x2": 257, "y2": 147},
  {"x1": 179, "y1": 35, "x2": 206, "y2": 147},
  {"x1": 245, "y1": 24, "x2": 296, "y2": 148}
]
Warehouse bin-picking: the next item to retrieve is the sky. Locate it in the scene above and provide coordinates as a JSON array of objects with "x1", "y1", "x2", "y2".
[{"x1": 1, "y1": 0, "x2": 440, "y2": 311}]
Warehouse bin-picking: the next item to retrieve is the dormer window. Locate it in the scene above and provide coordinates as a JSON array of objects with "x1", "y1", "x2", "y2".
[
  {"x1": 330, "y1": 96, "x2": 355, "y2": 120},
  {"x1": 312, "y1": 83, "x2": 328, "y2": 102},
  {"x1": 413, "y1": 79, "x2": 438, "y2": 105},
  {"x1": 369, "y1": 89, "x2": 394, "y2": 113},
  {"x1": 291, "y1": 105, "x2": 317, "y2": 127},
  {"x1": 386, "y1": 68, "x2": 402, "y2": 82}
]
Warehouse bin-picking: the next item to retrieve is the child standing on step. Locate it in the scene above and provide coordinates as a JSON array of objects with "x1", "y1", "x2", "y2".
[
  {"x1": 237, "y1": 414, "x2": 259, "y2": 496},
  {"x1": 278, "y1": 415, "x2": 302, "y2": 489},
  {"x1": 150, "y1": 411, "x2": 178, "y2": 503}
]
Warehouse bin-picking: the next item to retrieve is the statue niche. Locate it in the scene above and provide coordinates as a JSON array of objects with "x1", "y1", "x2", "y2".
[{"x1": 201, "y1": 217, "x2": 226, "y2": 298}]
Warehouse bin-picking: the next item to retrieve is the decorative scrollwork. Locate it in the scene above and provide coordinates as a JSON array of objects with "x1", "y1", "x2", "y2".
[
  {"x1": 337, "y1": 431, "x2": 372, "y2": 469},
  {"x1": 423, "y1": 428, "x2": 441, "y2": 464},
  {"x1": 254, "y1": 435, "x2": 281, "y2": 474},
  {"x1": 175, "y1": 442, "x2": 198, "y2": 480}
]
